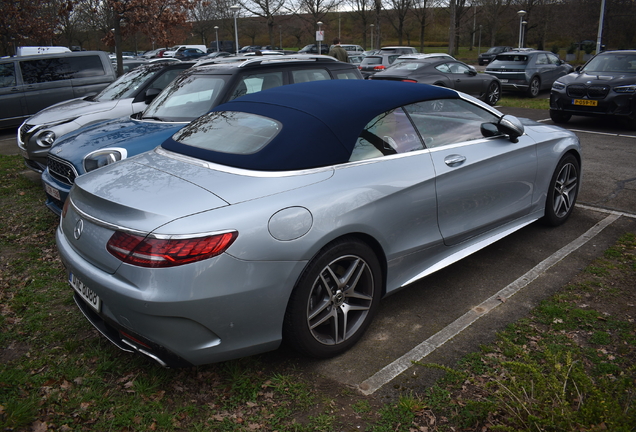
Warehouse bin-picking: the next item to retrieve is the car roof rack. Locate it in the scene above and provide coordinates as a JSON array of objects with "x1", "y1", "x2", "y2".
[{"x1": 195, "y1": 54, "x2": 339, "y2": 68}]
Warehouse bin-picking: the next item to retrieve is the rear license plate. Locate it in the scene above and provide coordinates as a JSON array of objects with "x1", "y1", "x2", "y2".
[
  {"x1": 44, "y1": 183, "x2": 61, "y2": 201},
  {"x1": 572, "y1": 99, "x2": 598, "y2": 106},
  {"x1": 70, "y1": 273, "x2": 101, "y2": 312},
  {"x1": 499, "y1": 79, "x2": 508, "y2": 83}
]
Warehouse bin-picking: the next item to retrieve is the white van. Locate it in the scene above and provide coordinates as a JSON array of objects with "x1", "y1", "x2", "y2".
[
  {"x1": 16, "y1": 46, "x2": 72, "y2": 56},
  {"x1": 162, "y1": 45, "x2": 207, "y2": 57}
]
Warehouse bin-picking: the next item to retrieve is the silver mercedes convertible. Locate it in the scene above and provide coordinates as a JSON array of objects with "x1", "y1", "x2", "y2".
[{"x1": 56, "y1": 80, "x2": 581, "y2": 367}]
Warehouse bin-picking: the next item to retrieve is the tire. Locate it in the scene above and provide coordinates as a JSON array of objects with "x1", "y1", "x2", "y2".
[
  {"x1": 483, "y1": 81, "x2": 501, "y2": 106},
  {"x1": 550, "y1": 110, "x2": 571, "y2": 124},
  {"x1": 527, "y1": 76, "x2": 540, "y2": 98},
  {"x1": 283, "y1": 238, "x2": 382, "y2": 358},
  {"x1": 541, "y1": 154, "x2": 580, "y2": 226}
]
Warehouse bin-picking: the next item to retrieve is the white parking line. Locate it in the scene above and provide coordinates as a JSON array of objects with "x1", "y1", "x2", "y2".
[{"x1": 358, "y1": 207, "x2": 624, "y2": 395}]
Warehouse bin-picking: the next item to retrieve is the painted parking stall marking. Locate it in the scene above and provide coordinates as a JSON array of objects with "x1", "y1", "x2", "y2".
[{"x1": 358, "y1": 207, "x2": 624, "y2": 395}]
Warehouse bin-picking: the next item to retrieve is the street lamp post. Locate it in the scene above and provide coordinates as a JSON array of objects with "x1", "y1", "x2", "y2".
[
  {"x1": 214, "y1": 26, "x2": 219, "y2": 52},
  {"x1": 517, "y1": 10, "x2": 526, "y2": 48},
  {"x1": 317, "y1": 21, "x2": 323, "y2": 55},
  {"x1": 230, "y1": 4, "x2": 240, "y2": 54},
  {"x1": 279, "y1": 25, "x2": 282, "y2": 49},
  {"x1": 521, "y1": 21, "x2": 527, "y2": 48},
  {"x1": 370, "y1": 24, "x2": 374, "y2": 50}
]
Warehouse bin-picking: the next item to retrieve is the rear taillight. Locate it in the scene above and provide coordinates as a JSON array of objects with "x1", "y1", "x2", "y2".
[
  {"x1": 401, "y1": 79, "x2": 418, "y2": 83},
  {"x1": 107, "y1": 231, "x2": 238, "y2": 268},
  {"x1": 373, "y1": 65, "x2": 386, "y2": 71}
]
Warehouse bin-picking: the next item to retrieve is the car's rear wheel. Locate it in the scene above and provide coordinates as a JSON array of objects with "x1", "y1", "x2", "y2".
[
  {"x1": 484, "y1": 81, "x2": 501, "y2": 106},
  {"x1": 542, "y1": 154, "x2": 580, "y2": 226},
  {"x1": 527, "y1": 77, "x2": 541, "y2": 98},
  {"x1": 550, "y1": 110, "x2": 571, "y2": 124},
  {"x1": 284, "y1": 238, "x2": 382, "y2": 358}
]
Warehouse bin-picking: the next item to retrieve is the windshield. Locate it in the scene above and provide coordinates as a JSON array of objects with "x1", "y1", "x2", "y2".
[
  {"x1": 93, "y1": 66, "x2": 158, "y2": 101},
  {"x1": 487, "y1": 47, "x2": 505, "y2": 54},
  {"x1": 142, "y1": 73, "x2": 230, "y2": 122},
  {"x1": 582, "y1": 53, "x2": 636, "y2": 73}
]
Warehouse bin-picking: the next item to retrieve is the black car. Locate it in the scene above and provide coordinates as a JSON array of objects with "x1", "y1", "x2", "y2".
[
  {"x1": 358, "y1": 54, "x2": 402, "y2": 78},
  {"x1": 549, "y1": 50, "x2": 636, "y2": 129},
  {"x1": 485, "y1": 50, "x2": 572, "y2": 97},
  {"x1": 371, "y1": 58, "x2": 501, "y2": 105},
  {"x1": 298, "y1": 44, "x2": 331, "y2": 54},
  {"x1": 478, "y1": 46, "x2": 513, "y2": 65}
]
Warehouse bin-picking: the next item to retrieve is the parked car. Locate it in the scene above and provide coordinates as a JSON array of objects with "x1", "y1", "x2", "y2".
[
  {"x1": 208, "y1": 41, "x2": 236, "y2": 54},
  {"x1": 392, "y1": 53, "x2": 455, "y2": 66},
  {"x1": 17, "y1": 61, "x2": 193, "y2": 173},
  {"x1": 378, "y1": 46, "x2": 418, "y2": 55},
  {"x1": 119, "y1": 58, "x2": 149, "y2": 73},
  {"x1": 358, "y1": 54, "x2": 402, "y2": 78},
  {"x1": 371, "y1": 58, "x2": 501, "y2": 106},
  {"x1": 485, "y1": 49, "x2": 573, "y2": 97},
  {"x1": 298, "y1": 44, "x2": 331, "y2": 54},
  {"x1": 199, "y1": 52, "x2": 233, "y2": 61},
  {"x1": 162, "y1": 45, "x2": 207, "y2": 58},
  {"x1": 340, "y1": 44, "x2": 365, "y2": 56},
  {"x1": 478, "y1": 46, "x2": 513, "y2": 65},
  {"x1": 0, "y1": 51, "x2": 116, "y2": 129},
  {"x1": 56, "y1": 79, "x2": 581, "y2": 367},
  {"x1": 140, "y1": 48, "x2": 166, "y2": 59},
  {"x1": 349, "y1": 55, "x2": 365, "y2": 64},
  {"x1": 549, "y1": 50, "x2": 636, "y2": 129},
  {"x1": 174, "y1": 48, "x2": 207, "y2": 60},
  {"x1": 41, "y1": 55, "x2": 363, "y2": 215}
]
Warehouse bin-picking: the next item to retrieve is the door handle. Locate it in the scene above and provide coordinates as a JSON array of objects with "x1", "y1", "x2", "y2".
[{"x1": 444, "y1": 155, "x2": 466, "y2": 167}]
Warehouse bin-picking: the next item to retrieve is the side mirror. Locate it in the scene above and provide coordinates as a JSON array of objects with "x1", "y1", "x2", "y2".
[
  {"x1": 481, "y1": 122, "x2": 501, "y2": 138},
  {"x1": 575, "y1": 65, "x2": 582, "y2": 72},
  {"x1": 144, "y1": 88, "x2": 161, "y2": 104},
  {"x1": 466, "y1": 66, "x2": 477, "y2": 76},
  {"x1": 498, "y1": 115, "x2": 524, "y2": 143}
]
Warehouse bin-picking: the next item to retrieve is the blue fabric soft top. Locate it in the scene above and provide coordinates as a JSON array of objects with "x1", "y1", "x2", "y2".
[{"x1": 161, "y1": 79, "x2": 459, "y2": 171}]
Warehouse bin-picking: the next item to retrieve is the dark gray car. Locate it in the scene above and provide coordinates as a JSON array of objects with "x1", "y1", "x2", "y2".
[
  {"x1": 485, "y1": 50, "x2": 573, "y2": 97},
  {"x1": 372, "y1": 58, "x2": 501, "y2": 106}
]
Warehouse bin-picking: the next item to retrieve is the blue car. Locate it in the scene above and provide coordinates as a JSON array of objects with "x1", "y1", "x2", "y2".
[{"x1": 41, "y1": 55, "x2": 363, "y2": 214}]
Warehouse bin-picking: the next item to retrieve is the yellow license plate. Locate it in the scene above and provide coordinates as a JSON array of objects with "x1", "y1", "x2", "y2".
[{"x1": 572, "y1": 99, "x2": 598, "y2": 106}]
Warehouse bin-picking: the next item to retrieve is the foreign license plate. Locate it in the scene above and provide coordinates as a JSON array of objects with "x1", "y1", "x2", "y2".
[
  {"x1": 70, "y1": 273, "x2": 101, "y2": 312},
  {"x1": 572, "y1": 99, "x2": 598, "y2": 106},
  {"x1": 44, "y1": 183, "x2": 61, "y2": 201}
]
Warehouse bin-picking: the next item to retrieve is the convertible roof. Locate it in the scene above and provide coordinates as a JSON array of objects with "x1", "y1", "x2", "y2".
[{"x1": 161, "y1": 79, "x2": 459, "y2": 171}]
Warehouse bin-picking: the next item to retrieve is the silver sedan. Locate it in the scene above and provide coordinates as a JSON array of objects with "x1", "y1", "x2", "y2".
[{"x1": 56, "y1": 80, "x2": 581, "y2": 367}]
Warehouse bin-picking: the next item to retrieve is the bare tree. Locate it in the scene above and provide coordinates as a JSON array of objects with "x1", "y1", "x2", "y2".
[
  {"x1": 241, "y1": 0, "x2": 287, "y2": 46},
  {"x1": 347, "y1": 0, "x2": 375, "y2": 48},
  {"x1": 383, "y1": 0, "x2": 413, "y2": 45}
]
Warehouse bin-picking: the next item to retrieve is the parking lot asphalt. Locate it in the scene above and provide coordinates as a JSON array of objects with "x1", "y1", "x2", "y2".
[{"x1": 1, "y1": 105, "x2": 634, "y2": 398}]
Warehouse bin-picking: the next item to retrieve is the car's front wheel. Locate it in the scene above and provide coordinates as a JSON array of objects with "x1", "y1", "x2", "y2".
[
  {"x1": 284, "y1": 238, "x2": 382, "y2": 358},
  {"x1": 542, "y1": 153, "x2": 580, "y2": 226},
  {"x1": 550, "y1": 110, "x2": 571, "y2": 124},
  {"x1": 483, "y1": 81, "x2": 501, "y2": 106},
  {"x1": 527, "y1": 77, "x2": 541, "y2": 98}
]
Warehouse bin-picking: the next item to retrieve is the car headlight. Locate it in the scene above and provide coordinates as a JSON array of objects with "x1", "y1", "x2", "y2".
[
  {"x1": 36, "y1": 131, "x2": 56, "y2": 147},
  {"x1": 551, "y1": 81, "x2": 566, "y2": 91},
  {"x1": 83, "y1": 148, "x2": 128, "y2": 173},
  {"x1": 614, "y1": 84, "x2": 636, "y2": 93}
]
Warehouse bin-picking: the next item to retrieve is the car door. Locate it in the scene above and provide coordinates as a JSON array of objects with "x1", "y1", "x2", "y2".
[
  {"x1": 0, "y1": 61, "x2": 28, "y2": 128},
  {"x1": 404, "y1": 98, "x2": 537, "y2": 246},
  {"x1": 445, "y1": 62, "x2": 483, "y2": 96},
  {"x1": 19, "y1": 57, "x2": 73, "y2": 115},
  {"x1": 533, "y1": 53, "x2": 559, "y2": 90}
]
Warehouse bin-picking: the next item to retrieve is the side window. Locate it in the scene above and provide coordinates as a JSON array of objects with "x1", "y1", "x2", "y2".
[
  {"x1": 67, "y1": 56, "x2": 106, "y2": 78},
  {"x1": 292, "y1": 68, "x2": 330, "y2": 83},
  {"x1": 350, "y1": 107, "x2": 424, "y2": 162},
  {"x1": 403, "y1": 99, "x2": 499, "y2": 148},
  {"x1": 229, "y1": 71, "x2": 284, "y2": 100},
  {"x1": 0, "y1": 63, "x2": 16, "y2": 87},
  {"x1": 335, "y1": 71, "x2": 359, "y2": 80},
  {"x1": 20, "y1": 58, "x2": 70, "y2": 83},
  {"x1": 535, "y1": 54, "x2": 549, "y2": 65},
  {"x1": 151, "y1": 68, "x2": 187, "y2": 90},
  {"x1": 547, "y1": 53, "x2": 560, "y2": 65},
  {"x1": 435, "y1": 63, "x2": 452, "y2": 73},
  {"x1": 449, "y1": 62, "x2": 470, "y2": 74}
]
